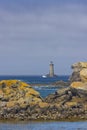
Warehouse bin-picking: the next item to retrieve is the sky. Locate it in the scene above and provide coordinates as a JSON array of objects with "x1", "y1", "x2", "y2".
[{"x1": 0, "y1": 0, "x2": 87, "y2": 75}]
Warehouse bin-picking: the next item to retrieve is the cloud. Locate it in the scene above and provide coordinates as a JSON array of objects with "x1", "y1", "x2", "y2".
[{"x1": 0, "y1": 1, "x2": 87, "y2": 75}]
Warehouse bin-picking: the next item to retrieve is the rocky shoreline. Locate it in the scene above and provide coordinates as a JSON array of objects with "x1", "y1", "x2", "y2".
[
  {"x1": 0, "y1": 85, "x2": 87, "y2": 121},
  {"x1": 0, "y1": 62, "x2": 87, "y2": 121}
]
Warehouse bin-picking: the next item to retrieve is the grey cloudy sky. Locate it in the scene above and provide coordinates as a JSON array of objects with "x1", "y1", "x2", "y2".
[{"x1": 0, "y1": 0, "x2": 87, "y2": 75}]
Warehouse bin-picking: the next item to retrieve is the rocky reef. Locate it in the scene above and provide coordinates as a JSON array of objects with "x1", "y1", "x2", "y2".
[
  {"x1": 0, "y1": 62, "x2": 87, "y2": 121},
  {"x1": 51, "y1": 80, "x2": 70, "y2": 87}
]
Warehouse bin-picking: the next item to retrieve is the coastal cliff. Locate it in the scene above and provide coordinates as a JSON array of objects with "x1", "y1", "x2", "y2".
[{"x1": 0, "y1": 62, "x2": 87, "y2": 121}]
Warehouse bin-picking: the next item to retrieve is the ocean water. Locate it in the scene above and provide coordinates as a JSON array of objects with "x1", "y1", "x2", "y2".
[
  {"x1": 0, "y1": 75, "x2": 69, "y2": 97},
  {"x1": 0, "y1": 75, "x2": 69, "y2": 84},
  {"x1": 0, "y1": 121, "x2": 87, "y2": 130},
  {"x1": 0, "y1": 75, "x2": 87, "y2": 130}
]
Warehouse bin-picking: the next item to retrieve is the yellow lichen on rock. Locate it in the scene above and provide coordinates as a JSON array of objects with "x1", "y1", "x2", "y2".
[
  {"x1": 65, "y1": 101, "x2": 78, "y2": 107},
  {"x1": 70, "y1": 81, "x2": 87, "y2": 90},
  {"x1": 0, "y1": 80, "x2": 31, "y2": 88},
  {"x1": 39, "y1": 102, "x2": 49, "y2": 108},
  {"x1": 6, "y1": 101, "x2": 17, "y2": 108},
  {"x1": 0, "y1": 80, "x2": 18, "y2": 87},
  {"x1": 80, "y1": 68, "x2": 87, "y2": 82},
  {"x1": 25, "y1": 88, "x2": 40, "y2": 97},
  {"x1": 2, "y1": 88, "x2": 11, "y2": 95},
  {"x1": 32, "y1": 97, "x2": 42, "y2": 103},
  {"x1": 0, "y1": 80, "x2": 42, "y2": 107},
  {"x1": 0, "y1": 90, "x2": 4, "y2": 95},
  {"x1": 78, "y1": 62, "x2": 87, "y2": 68},
  {"x1": 70, "y1": 82, "x2": 84, "y2": 88},
  {"x1": 72, "y1": 62, "x2": 87, "y2": 69}
]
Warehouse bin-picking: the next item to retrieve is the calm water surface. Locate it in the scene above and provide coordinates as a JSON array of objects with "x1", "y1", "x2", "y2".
[{"x1": 0, "y1": 121, "x2": 87, "y2": 130}]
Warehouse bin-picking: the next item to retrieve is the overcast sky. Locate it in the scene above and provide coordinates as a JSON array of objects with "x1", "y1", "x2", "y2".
[{"x1": 0, "y1": 0, "x2": 87, "y2": 75}]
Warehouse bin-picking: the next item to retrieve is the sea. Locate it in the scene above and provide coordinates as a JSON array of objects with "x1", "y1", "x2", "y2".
[
  {"x1": 0, "y1": 75, "x2": 69, "y2": 98},
  {"x1": 0, "y1": 75, "x2": 87, "y2": 130}
]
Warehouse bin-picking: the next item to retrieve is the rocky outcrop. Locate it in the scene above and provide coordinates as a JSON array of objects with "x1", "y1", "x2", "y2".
[
  {"x1": 0, "y1": 79, "x2": 87, "y2": 121},
  {"x1": 0, "y1": 80, "x2": 44, "y2": 120},
  {"x1": 69, "y1": 62, "x2": 87, "y2": 82},
  {"x1": 0, "y1": 61, "x2": 87, "y2": 121},
  {"x1": 44, "y1": 62, "x2": 87, "y2": 120},
  {"x1": 69, "y1": 62, "x2": 87, "y2": 97},
  {"x1": 45, "y1": 85, "x2": 87, "y2": 120}
]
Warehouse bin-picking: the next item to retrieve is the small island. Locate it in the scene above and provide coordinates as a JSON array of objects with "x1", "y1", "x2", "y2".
[{"x1": 0, "y1": 62, "x2": 87, "y2": 121}]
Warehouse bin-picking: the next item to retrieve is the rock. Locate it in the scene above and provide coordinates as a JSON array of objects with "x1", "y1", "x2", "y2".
[
  {"x1": 80, "y1": 69, "x2": 87, "y2": 82},
  {"x1": 45, "y1": 87, "x2": 72, "y2": 105},
  {"x1": 70, "y1": 81, "x2": 87, "y2": 98},
  {"x1": 51, "y1": 80, "x2": 70, "y2": 87},
  {"x1": 0, "y1": 90, "x2": 4, "y2": 99},
  {"x1": 71, "y1": 62, "x2": 87, "y2": 71},
  {"x1": 55, "y1": 87, "x2": 71, "y2": 96},
  {"x1": 0, "y1": 102, "x2": 7, "y2": 107},
  {"x1": 38, "y1": 102, "x2": 49, "y2": 108},
  {"x1": 0, "y1": 80, "x2": 43, "y2": 120},
  {"x1": 69, "y1": 71, "x2": 81, "y2": 82},
  {"x1": 0, "y1": 62, "x2": 87, "y2": 121},
  {"x1": 70, "y1": 82, "x2": 84, "y2": 88},
  {"x1": 69, "y1": 62, "x2": 87, "y2": 82},
  {"x1": 65, "y1": 101, "x2": 78, "y2": 108},
  {"x1": 6, "y1": 101, "x2": 17, "y2": 108},
  {"x1": 69, "y1": 62, "x2": 87, "y2": 98},
  {"x1": 25, "y1": 88, "x2": 40, "y2": 97}
]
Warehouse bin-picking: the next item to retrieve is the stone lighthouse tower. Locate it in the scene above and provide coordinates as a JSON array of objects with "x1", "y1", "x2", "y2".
[{"x1": 49, "y1": 61, "x2": 54, "y2": 77}]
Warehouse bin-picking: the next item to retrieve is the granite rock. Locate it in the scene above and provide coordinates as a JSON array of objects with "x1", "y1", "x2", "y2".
[{"x1": 70, "y1": 62, "x2": 87, "y2": 82}]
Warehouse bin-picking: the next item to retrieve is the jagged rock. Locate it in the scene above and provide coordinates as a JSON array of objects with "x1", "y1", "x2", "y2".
[
  {"x1": 70, "y1": 81, "x2": 84, "y2": 88},
  {"x1": 0, "y1": 80, "x2": 43, "y2": 120},
  {"x1": 0, "y1": 62, "x2": 87, "y2": 121},
  {"x1": 69, "y1": 71, "x2": 81, "y2": 82},
  {"x1": 80, "y1": 69, "x2": 87, "y2": 82},
  {"x1": 38, "y1": 102, "x2": 49, "y2": 108},
  {"x1": 69, "y1": 62, "x2": 87, "y2": 82},
  {"x1": 55, "y1": 87, "x2": 71, "y2": 96},
  {"x1": 71, "y1": 62, "x2": 87, "y2": 71},
  {"x1": 69, "y1": 62, "x2": 87, "y2": 99},
  {"x1": 45, "y1": 87, "x2": 72, "y2": 105},
  {"x1": 70, "y1": 81, "x2": 87, "y2": 97}
]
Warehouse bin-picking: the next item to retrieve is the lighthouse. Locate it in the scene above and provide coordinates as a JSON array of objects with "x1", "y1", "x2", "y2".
[
  {"x1": 49, "y1": 61, "x2": 54, "y2": 77},
  {"x1": 42, "y1": 61, "x2": 57, "y2": 78}
]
